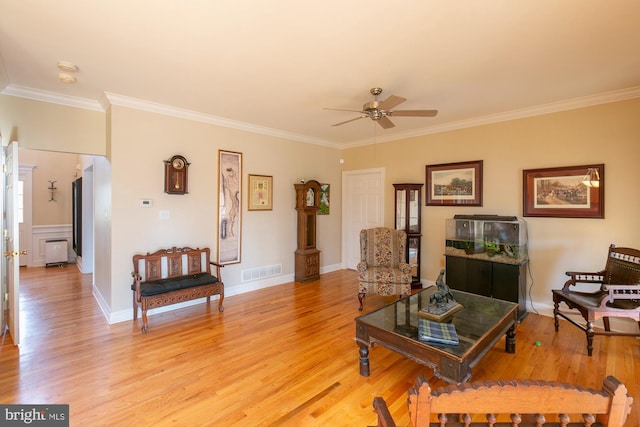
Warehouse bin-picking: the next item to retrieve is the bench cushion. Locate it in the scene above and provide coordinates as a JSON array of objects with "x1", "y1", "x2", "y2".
[{"x1": 132, "y1": 273, "x2": 219, "y2": 297}]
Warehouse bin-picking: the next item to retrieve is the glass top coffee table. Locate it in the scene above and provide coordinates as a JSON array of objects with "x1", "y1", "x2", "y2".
[{"x1": 355, "y1": 287, "x2": 519, "y2": 383}]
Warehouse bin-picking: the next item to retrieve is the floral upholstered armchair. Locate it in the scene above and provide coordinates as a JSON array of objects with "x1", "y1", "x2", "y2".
[{"x1": 357, "y1": 227, "x2": 412, "y2": 311}]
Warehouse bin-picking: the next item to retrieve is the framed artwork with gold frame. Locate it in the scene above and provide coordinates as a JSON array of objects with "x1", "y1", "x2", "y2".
[{"x1": 248, "y1": 174, "x2": 273, "y2": 211}]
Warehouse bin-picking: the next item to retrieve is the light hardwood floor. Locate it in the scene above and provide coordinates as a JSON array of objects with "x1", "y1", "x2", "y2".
[{"x1": 1, "y1": 267, "x2": 638, "y2": 426}]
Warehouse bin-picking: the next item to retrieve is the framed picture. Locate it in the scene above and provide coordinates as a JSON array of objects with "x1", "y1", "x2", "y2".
[
  {"x1": 425, "y1": 160, "x2": 483, "y2": 206},
  {"x1": 319, "y1": 183, "x2": 330, "y2": 215},
  {"x1": 248, "y1": 174, "x2": 272, "y2": 210},
  {"x1": 523, "y1": 164, "x2": 604, "y2": 218},
  {"x1": 218, "y1": 150, "x2": 242, "y2": 264}
]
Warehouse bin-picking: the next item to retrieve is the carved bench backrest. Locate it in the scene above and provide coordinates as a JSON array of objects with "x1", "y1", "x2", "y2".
[
  {"x1": 132, "y1": 247, "x2": 211, "y2": 283},
  {"x1": 407, "y1": 375, "x2": 632, "y2": 427},
  {"x1": 604, "y1": 245, "x2": 640, "y2": 286}
]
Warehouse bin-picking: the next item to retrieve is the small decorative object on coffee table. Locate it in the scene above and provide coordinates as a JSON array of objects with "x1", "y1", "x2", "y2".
[
  {"x1": 419, "y1": 269, "x2": 463, "y2": 322},
  {"x1": 418, "y1": 318, "x2": 459, "y2": 346}
]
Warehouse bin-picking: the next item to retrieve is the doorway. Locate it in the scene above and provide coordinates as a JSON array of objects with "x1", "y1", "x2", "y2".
[
  {"x1": 18, "y1": 149, "x2": 95, "y2": 271},
  {"x1": 341, "y1": 168, "x2": 385, "y2": 270}
]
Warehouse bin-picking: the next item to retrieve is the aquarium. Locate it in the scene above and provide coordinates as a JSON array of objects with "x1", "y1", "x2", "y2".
[{"x1": 445, "y1": 215, "x2": 528, "y2": 264}]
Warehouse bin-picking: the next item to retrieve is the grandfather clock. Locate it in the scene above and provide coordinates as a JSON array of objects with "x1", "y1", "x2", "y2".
[{"x1": 294, "y1": 180, "x2": 321, "y2": 283}]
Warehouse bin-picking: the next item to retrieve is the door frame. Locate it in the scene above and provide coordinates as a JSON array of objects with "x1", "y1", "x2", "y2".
[
  {"x1": 19, "y1": 165, "x2": 34, "y2": 267},
  {"x1": 341, "y1": 168, "x2": 385, "y2": 270}
]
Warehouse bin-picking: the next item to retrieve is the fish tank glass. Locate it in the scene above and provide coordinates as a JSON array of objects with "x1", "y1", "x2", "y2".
[{"x1": 445, "y1": 215, "x2": 528, "y2": 264}]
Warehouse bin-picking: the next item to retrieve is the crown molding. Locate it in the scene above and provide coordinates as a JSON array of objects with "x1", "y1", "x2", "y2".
[
  {"x1": 1, "y1": 84, "x2": 104, "y2": 111},
  {"x1": 103, "y1": 92, "x2": 340, "y2": 148},
  {"x1": 344, "y1": 86, "x2": 640, "y2": 148},
  {"x1": 3, "y1": 84, "x2": 638, "y2": 149}
]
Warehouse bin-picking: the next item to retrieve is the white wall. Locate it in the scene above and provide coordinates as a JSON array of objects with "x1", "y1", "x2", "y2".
[
  {"x1": 106, "y1": 105, "x2": 343, "y2": 317},
  {"x1": 0, "y1": 95, "x2": 105, "y2": 155}
]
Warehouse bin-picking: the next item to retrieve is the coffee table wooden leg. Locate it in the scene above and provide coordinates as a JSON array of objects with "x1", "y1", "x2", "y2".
[
  {"x1": 359, "y1": 345, "x2": 370, "y2": 377},
  {"x1": 505, "y1": 324, "x2": 516, "y2": 353}
]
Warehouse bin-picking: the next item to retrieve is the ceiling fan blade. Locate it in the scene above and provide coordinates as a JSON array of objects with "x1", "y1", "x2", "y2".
[
  {"x1": 323, "y1": 107, "x2": 365, "y2": 113},
  {"x1": 389, "y1": 109, "x2": 438, "y2": 117},
  {"x1": 378, "y1": 95, "x2": 406, "y2": 111},
  {"x1": 331, "y1": 116, "x2": 367, "y2": 127},
  {"x1": 377, "y1": 116, "x2": 395, "y2": 129}
]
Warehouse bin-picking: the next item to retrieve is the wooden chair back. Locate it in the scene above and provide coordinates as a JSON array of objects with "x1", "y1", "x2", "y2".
[
  {"x1": 601, "y1": 245, "x2": 640, "y2": 295},
  {"x1": 371, "y1": 374, "x2": 632, "y2": 426}
]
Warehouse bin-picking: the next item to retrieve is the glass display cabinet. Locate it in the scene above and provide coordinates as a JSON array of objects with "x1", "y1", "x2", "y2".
[{"x1": 394, "y1": 183, "x2": 423, "y2": 288}]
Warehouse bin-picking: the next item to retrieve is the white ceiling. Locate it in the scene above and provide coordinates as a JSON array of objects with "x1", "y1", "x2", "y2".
[{"x1": 1, "y1": 1, "x2": 639, "y2": 147}]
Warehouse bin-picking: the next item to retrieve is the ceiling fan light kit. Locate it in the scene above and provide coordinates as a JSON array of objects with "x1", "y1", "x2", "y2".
[{"x1": 326, "y1": 87, "x2": 438, "y2": 129}]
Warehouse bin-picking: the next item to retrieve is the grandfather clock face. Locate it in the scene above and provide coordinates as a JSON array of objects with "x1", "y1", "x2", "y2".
[
  {"x1": 164, "y1": 155, "x2": 189, "y2": 194},
  {"x1": 306, "y1": 188, "x2": 315, "y2": 206}
]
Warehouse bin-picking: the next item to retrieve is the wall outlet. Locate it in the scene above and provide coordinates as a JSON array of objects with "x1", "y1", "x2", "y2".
[{"x1": 159, "y1": 210, "x2": 170, "y2": 220}]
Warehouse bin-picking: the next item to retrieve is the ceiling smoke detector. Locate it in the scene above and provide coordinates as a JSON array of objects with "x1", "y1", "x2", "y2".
[
  {"x1": 56, "y1": 61, "x2": 79, "y2": 73},
  {"x1": 57, "y1": 73, "x2": 77, "y2": 84}
]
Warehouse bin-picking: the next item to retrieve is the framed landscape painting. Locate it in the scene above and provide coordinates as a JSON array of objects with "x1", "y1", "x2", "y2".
[
  {"x1": 319, "y1": 183, "x2": 330, "y2": 215},
  {"x1": 425, "y1": 160, "x2": 483, "y2": 206},
  {"x1": 523, "y1": 164, "x2": 604, "y2": 218}
]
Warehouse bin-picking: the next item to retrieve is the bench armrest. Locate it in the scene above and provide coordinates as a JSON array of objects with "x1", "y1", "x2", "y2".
[
  {"x1": 210, "y1": 261, "x2": 225, "y2": 281},
  {"x1": 562, "y1": 269, "x2": 606, "y2": 289},
  {"x1": 601, "y1": 284, "x2": 640, "y2": 304},
  {"x1": 131, "y1": 272, "x2": 142, "y2": 301}
]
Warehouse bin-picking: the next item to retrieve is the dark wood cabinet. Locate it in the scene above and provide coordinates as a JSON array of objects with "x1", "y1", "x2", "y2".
[
  {"x1": 294, "y1": 180, "x2": 321, "y2": 283},
  {"x1": 445, "y1": 255, "x2": 528, "y2": 320},
  {"x1": 393, "y1": 183, "x2": 423, "y2": 288}
]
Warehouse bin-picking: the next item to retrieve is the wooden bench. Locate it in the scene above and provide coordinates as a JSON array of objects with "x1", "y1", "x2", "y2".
[
  {"x1": 131, "y1": 246, "x2": 224, "y2": 333},
  {"x1": 371, "y1": 374, "x2": 632, "y2": 426}
]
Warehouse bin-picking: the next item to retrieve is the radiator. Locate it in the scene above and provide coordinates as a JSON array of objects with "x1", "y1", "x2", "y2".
[{"x1": 45, "y1": 239, "x2": 68, "y2": 267}]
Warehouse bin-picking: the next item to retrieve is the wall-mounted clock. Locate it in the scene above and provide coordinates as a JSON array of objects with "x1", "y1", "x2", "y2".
[{"x1": 164, "y1": 155, "x2": 190, "y2": 194}]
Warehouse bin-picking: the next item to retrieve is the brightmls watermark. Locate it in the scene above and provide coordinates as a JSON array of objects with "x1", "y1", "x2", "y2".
[{"x1": 1, "y1": 405, "x2": 69, "y2": 426}]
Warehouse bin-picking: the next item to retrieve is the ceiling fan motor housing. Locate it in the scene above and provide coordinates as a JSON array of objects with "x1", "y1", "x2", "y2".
[
  {"x1": 363, "y1": 101, "x2": 383, "y2": 120},
  {"x1": 326, "y1": 87, "x2": 437, "y2": 127}
]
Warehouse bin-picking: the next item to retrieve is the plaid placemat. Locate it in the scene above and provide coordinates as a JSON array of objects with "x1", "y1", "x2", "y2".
[{"x1": 418, "y1": 318, "x2": 459, "y2": 346}]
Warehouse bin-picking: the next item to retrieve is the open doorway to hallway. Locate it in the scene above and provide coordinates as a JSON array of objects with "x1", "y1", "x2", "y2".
[{"x1": 19, "y1": 148, "x2": 96, "y2": 272}]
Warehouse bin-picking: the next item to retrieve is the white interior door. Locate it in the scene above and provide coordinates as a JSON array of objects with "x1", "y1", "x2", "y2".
[
  {"x1": 2, "y1": 141, "x2": 20, "y2": 346},
  {"x1": 342, "y1": 168, "x2": 385, "y2": 270}
]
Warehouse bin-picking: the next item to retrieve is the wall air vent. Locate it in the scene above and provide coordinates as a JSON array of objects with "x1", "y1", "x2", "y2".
[{"x1": 241, "y1": 264, "x2": 282, "y2": 282}]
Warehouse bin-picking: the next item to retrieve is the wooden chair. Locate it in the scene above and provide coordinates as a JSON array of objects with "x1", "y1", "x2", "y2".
[
  {"x1": 552, "y1": 244, "x2": 640, "y2": 356},
  {"x1": 370, "y1": 374, "x2": 632, "y2": 426},
  {"x1": 357, "y1": 227, "x2": 412, "y2": 311}
]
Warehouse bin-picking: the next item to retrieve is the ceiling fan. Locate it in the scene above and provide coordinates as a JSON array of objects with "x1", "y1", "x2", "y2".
[{"x1": 325, "y1": 87, "x2": 438, "y2": 129}]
